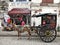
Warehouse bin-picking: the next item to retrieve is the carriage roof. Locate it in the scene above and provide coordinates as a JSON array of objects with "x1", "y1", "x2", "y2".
[{"x1": 32, "y1": 13, "x2": 57, "y2": 17}]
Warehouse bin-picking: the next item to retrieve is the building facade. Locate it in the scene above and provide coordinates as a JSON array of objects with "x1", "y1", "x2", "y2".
[
  {"x1": 30, "y1": 0, "x2": 60, "y2": 27},
  {"x1": 0, "y1": 0, "x2": 60, "y2": 27}
]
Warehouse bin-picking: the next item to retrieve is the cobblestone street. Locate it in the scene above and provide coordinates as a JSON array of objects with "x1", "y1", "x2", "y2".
[
  {"x1": 0, "y1": 30, "x2": 60, "y2": 45},
  {"x1": 0, "y1": 37, "x2": 60, "y2": 45}
]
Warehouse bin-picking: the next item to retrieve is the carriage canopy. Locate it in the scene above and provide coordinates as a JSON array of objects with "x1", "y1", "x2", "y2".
[{"x1": 8, "y1": 8, "x2": 31, "y2": 15}]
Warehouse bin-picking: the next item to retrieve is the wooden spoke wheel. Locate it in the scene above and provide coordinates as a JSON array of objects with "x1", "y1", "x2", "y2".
[{"x1": 39, "y1": 29, "x2": 57, "y2": 42}]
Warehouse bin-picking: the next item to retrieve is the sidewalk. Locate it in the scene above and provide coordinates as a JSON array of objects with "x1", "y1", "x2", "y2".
[
  {"x1": 0, "y1": 30, "x2": 38, "y2": 37},
  {"x1": 0, "y1": 30, "x2": 60, "y2": 37},
  {"x1": 57, "y1": 32, "x2": 60, "y2": 37}
]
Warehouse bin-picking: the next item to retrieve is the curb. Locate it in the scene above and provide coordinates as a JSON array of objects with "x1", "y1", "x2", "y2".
[{"x1": 57, "y1": 35, "x2": 60, "y2": 37}]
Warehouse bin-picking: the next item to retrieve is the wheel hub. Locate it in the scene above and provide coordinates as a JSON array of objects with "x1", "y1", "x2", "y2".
[{"x1": 45, "y1": 30, "x2": 51, "y2": 36}]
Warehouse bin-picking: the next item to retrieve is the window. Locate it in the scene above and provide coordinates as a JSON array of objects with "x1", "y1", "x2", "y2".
[
  {"x1": 16, "y1": 0, "x2": 27, "y2": 2},
  {"x1": 42, "y1": 0, "x2": 53, "y2": 3},
  {"x1": 9, "y1": 0, "x2": 13, "y2": 2},
  {"x1": 16, "y1": 0, "x2": 31, "y2": 2},
  {"x1": 29, "y1": 0, "x2": 31, "y2": 1}
]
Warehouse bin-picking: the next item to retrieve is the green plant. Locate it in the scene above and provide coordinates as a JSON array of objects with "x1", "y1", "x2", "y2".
[{"x1": 57, "y1": 26, "x2": 60, "y2": 32}]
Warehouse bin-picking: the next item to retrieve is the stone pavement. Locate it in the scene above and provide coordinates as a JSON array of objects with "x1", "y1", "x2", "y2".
[
  {"x1": 0, "y1": 37, "x2": 60, "y2": 45},
  {"x1": 0, "y1": 29, "x2": 60, "y2": 37},
  {"x1": 0, "y1": 30, "x2": 60, "y2": 45},
  {"x1": 57, "y1": 32, "x2": 60, "y2": 37}
]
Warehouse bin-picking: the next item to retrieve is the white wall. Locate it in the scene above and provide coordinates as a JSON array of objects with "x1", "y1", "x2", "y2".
[
  {"x1": 32, "y1": 0, "x2": 42, "y2": 3},
  {"x1": 31, "y1": 7, "x2": 59, "y2": 26},
  {"x1": 31, "y1": 17, "x2": 41, "y2": 26},
  {"x1": 31, "y1": 7, "x2": 58, "y2": 16},
  {"x1": 1, "y1": 0, "x2": 9, "y2": 2},
  {"x1": 41, "y1": 7, "x2": 58, "y2": 14},
  {"x1": 54, "y1": 0, "x2": 60, "y2": 3},
  {"x1": 8, "y1": 2, "x2": 30, "y2": 11},
  {"x1": 8, "y1": 0, "x2": 60, "y2": 11}
]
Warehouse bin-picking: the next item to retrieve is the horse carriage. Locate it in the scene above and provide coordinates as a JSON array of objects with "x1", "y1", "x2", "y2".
[
  {"x1": 31, "y1": 13, "x2": 57, "y2": 42},
  {"x1": 2, "y1": 13, "x2": 57, "y2": 43}
]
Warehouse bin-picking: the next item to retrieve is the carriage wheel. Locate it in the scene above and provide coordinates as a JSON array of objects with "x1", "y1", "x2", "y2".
[{"x1": 39, "y1": 29, "x2": 57, "y2": 42}]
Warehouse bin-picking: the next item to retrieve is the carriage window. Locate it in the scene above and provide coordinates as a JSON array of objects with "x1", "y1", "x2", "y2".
[
  {"x1": 9, "y1": 14, "x2": 30, "y2": 25},
  {"x1": 14, "y1": 15, "x2": 30, "y2": 25},
  {"x1": 42, "y1": 16, "x2": 52, "y2": 25},
  {"x1": 42, "y1": 16, "x2": 56, "y2": 25}
]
